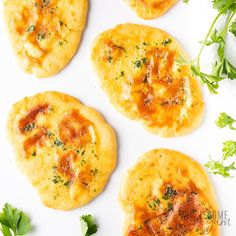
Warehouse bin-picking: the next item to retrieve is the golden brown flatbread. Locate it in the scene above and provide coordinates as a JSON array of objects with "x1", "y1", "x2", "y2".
[
  {"x1": 124, "y1": 0, "x2": 177, "y2": 19},
  {"x1": 8, "y1": 91, "x2": 116, "y2": 210},
  {"x1": 120, "y1": 149, "x2": 219, "y2": 236},
  {"x1": 91, "y1": 24, "x2": 204, "y2": 137},
  {"x1": 4, "y1": 0, "x2": 88, "y2": 77}
]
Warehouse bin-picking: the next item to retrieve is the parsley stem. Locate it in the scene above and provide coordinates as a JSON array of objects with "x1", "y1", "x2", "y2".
[
  {"x1": 194, "y1": 2, "x2": 235, "y2": 69},
  {"x1": 221, "y1": 11, "x2": 236, "y2": 38},
  {"x1": 195, "y1": 11, "x2": 222, "y2": 69}
]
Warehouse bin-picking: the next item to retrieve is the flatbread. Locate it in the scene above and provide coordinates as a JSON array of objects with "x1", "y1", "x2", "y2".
[
  {"x1": 120, "y1": 149, "x2": 219, "y2": 236},
  {"x1": 4, "y1": 0, "x2": 88, "y2": 77},
  {"x1": 91, "y1": 24, "x2": 204, "y2": 137},
  {"x1": 8, "y1": 91, "x2": 116, "y2": 210},
  {"x1": 124, "y1": 0, "x2": 177, "y2": 19}
]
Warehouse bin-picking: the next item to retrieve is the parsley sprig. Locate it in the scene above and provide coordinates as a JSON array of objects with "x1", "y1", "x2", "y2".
[
  {"x1": 188, "y1": 0, "x2": 236, "y2": 93},
  {"x1": 205, "y1": 113, "x2": 236, "y2": 178},
  {"x1": 80, "y1": 215, "x2": 98, "y2": 236},
  {"x1": 215, "y1": 112, "x2": 236, "y2": 129},
  {"x1": 0, "y1": 203, "x2": 32, "y2": 236}
]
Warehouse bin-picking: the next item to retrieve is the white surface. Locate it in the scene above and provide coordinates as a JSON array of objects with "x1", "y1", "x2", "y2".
[{"x1": 0, "y1": 0, "x2": 236, "y2": 235}]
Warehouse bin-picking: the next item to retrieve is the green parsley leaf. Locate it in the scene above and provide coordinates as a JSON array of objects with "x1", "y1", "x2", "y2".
[
  {"x1": 205, "y1": 159, "x2": 236, "y2": 178},
  {"x1": 190, "y1": 0, "x2": 236, "y2": 93},
  {"x1": 222, "y1": 140, "x2": 236, "y2": 160},
  {"x1": 80, "y1": 215, "x2": 98, "y2": 236},
  {"x1": 229, "y1": 20, "x2": 236, "y2": 36},
  {"x1": 215, "y1": 112, "x2": 236, "y2": 130},
  {"x1": 206, "y1": 114, "x2": 236, "y2": 178},
  {"x1": 175, "y1": 54, "x2": 189, "y2": 65},
  {"x1": 191, "y1": 65, "x2": 221, "y2": 94},
  {"x1": 222, "y1": 59, "x2": 236, "y2": 80},
  {"x1": 0, "y1": 224, "x2": 12, "y2": 236},
  {"x1": 212, "y1": 0, "x2": 235, "y2": 13},
  {"x1": 0, "y1": 203, "x2": 32, "y2": 236}
]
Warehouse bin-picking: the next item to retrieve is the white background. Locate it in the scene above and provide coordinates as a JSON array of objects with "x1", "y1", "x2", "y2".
[{"x1": 0, "y1": 0, "x2": 236, "y2": 235}]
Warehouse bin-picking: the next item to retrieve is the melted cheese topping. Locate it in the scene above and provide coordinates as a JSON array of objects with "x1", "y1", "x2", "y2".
[
  {"x1": 128, "y1": 183, "x2": 209, "y2": 236},
  {"x1": 120, "y1": 149, "x2": 219, "y2": 236},
  {"x1": 8, "y1": 92, "x2": 116, "y2": 210},
  {"x1": 91, "y1": 24, "x2": 204, "y2": 137},
  {"x1": 124, "y1": 0, "x2": 177, "y2": 19},
  {"x1": 4, "y1": 0, "x2": 88, "y2": 77},
  {"x1": 20, "y1": 104, "x2": 98, "y2": 188}
]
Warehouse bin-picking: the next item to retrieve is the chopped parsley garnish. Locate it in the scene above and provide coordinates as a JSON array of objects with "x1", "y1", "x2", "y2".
[
  {"x1": 133, "y1": 58, "x2": 148, "y2": 69},
  {"x1": 162, "y1": 38, "x2": 172, "y2": 46},
  {"x1": 81, "y1": 159, "x2": 86, "y2": 167},
  {"x1": 37, "y1": 33, "x2": 46, "y2": 41},
  {"x1": 58, "y1": 39, "x2": 67, "y2": 46},
  {"x1": 45, "y1": 130, "x2": 53, "y2": 137},
  {"x1": 162, "y1": 186, "x2": 177, "y2": 200},
  {"x1": 23, "y1": 123, "x2": 35, "y2": 132},
  {"x1": 26, "y1": 25, "x2": 35, "y2": 33},
  {"x1": 115, "y1": 71, "x2": 125, "y2": 80},
  {"x1": 31, "y1": 151, "x2": 36, "y2": 157},
  {"x1": 107, "y1": 56, "x2": 113, "y2": 63},
  {"x1": 52, "y1": 175, "x2": 62, "y2": 184},
  {"x1": 168, "y1": 202, "x2": 173, "y2": 211},
  {"x1": 80, "y1": 215, "x2": 98, "y2": 236},
  {"x1": 54, "y1": 138, "x2": 64, "y2": 147},
  {"x1": 134, "y1": 60, "x2": 142, "y2": 68},
  {"x1": 204, "y1": 211, "x2": 213, "y2": 220},
  {"x1": 113, "y1": 45, "x2": 126, "y2": 53},
  {"x1": 42, "y1": 0, "x2": 50, "y2": 7},
  {"x1": 91, "y1": 168, "x2": 99, "y2": 176},
  {"x1": 141, "y1": 58, "x2": 147, "y2": 64},
  {"x1": 148, "y1": 198, "x2": 160, "y2": 210},
  {"x1": 64, "y1": 180, "x2": 73, "y2": 188}
]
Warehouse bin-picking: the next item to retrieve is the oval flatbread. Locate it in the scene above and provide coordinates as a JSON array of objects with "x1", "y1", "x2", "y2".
[
  {"x1": 120, "y1": 149, "x2": 219, "y2": 236},
  {"x1": 4, "y1": 0, "x2": 88, "y2": 77},
  {"x1": 91, "y1": 24, "x2": 204, "y2": 137},
  {"x1": 8, "y1": 91, "x2": 116, "y2": 210},
  {"x1": 124, "y1": 0, "x2": 177, "y2": 19}
]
